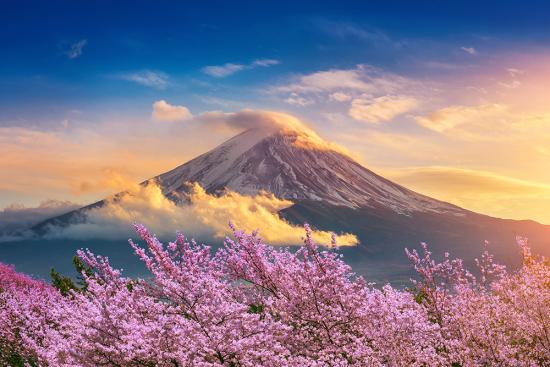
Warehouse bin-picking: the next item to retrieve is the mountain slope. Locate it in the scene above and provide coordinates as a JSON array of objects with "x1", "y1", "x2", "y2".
[
  {"x1": 32, "y1": 125, "x2": 550, "y2": 278},
  {"x1": 155, "y1": 127, "x2": 464, "y2": 215}
]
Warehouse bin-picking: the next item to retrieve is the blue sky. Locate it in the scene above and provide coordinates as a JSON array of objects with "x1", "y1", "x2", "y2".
[
  {"x1": 2, "y1": 0, "x2": 550, "y2": 120},
  {"x1": 2, "y1": 0, "x2": 550, "y2": 224}
]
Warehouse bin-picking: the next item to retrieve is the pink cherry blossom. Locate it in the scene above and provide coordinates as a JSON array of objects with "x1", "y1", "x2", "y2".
[{"x1": 1, "y1": 224, "x2": 548, "y2": 366}]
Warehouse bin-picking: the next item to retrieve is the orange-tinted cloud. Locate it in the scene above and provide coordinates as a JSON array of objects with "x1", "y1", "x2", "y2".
[
  {"x1": 0, "y1": 109, "x2": 349, "y2": 209},
  {"x1": 383, "y1": 166, "x2": 550, "y2": 224},
  {"x1": 0, "y1": 123, "x2": 194, "y2": 208},
  {"x1": 49, "y1": 182, "x2": 358, "y2": 246},
  {"x1": 152, "y1": 100, "x2": 193, "y2": 122},
  {"x1": 414, "y1": 104, "x2": 509, "y2": 136}
]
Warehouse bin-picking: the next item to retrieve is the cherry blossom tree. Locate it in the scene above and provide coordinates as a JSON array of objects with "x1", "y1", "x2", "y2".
[{"x1": 1, "y1": 223, "x2": 548, "y2": 366}]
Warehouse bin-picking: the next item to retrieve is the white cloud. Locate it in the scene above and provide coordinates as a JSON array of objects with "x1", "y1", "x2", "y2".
[
  {"x1": 152, "y1": 100, "x2": 193, "y2": 122},
  {"x1": 279, "y1": 68, "x2": 372, "y2": 93},
  {"x1": 202, "y1": 58, "x2": 280, "y2": 78},
  {"x1": 252, "y1": 59, "x2": 280, "y2": 67},
  {"x1": 499, "y1": 80, "x2": 521, "y2": 89},
  {"x1": 119, "y1": 70, "x2": 169, "y2": 89},
  {"x1": 461, "y1": 46, "x2": 477, "y2": 55},
  {"x1": 65, "y1": 39, "x2": 87, "y2": 59},
  {"x1": 274, "y1": 66, "x2": 425, "y2": 126},
  {"x1": 507, "y1": 68, "x2": 525, "y2": 77},
  {"x1": 202, "y1": 63, "x2": 246, "y2": 77},
  {"x1": 274, "y1": 65, "x2": 419, "y2": 113},
  {"x1": 329, "y1": 92, "x2": 352, "y2": 102},
  {"x1": 349, "y1": 95, "x2": 418, "y2": 123},
  {"x1": 498, "y1": 68, "x2": 525, "y2": 88},
  {"x1": 284, "y1": 93, "x2": 314, "y2": 106}
]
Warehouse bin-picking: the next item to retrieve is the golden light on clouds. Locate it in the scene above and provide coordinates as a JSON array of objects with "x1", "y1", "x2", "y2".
[
  {"x1": 383, "y1": 167, "x2": 550, "y2": 224},
  {"x1": 152, "y1": 100, "x2": 193, "y2": 122},
  {"x1": 50, "y1": 181, "x2": 358, "y2": 246},
  {"x1": 0, "y1": 124, "x2": 191, "y2": 206},
  {"x1": 414, "y1": 104, "x2": 509, "y2": 136},
  {"x1": 0, "y1": 124, "x2": 247, "y2": 234}
]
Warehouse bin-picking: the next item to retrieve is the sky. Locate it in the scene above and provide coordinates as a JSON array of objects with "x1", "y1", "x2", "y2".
[{"x1": 2, "y1": 0, "x2": 550, "y2": 227}]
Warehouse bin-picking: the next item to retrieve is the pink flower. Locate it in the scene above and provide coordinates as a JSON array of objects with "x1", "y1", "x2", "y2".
[{"x1": 1, "y1": 224, "x2": 548, "y2": 366}]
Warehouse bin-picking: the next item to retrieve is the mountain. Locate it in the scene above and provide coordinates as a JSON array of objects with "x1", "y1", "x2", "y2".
[
  {"x1": 156, "y1": 128, "x2": 464, "y2": 214},
  {"x1": 32, "y1": 125, "x2": 550, "y2": 281}
]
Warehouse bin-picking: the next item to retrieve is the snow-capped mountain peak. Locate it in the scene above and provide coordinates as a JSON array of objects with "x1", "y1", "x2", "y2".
[{"x1": 154, "y1": 127, "x2": 465, "y2": 216}]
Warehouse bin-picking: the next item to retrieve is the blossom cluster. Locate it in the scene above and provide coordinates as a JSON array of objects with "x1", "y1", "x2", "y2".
[{"x1": 1, "y1": 224, "x2": 549, "y2": 366}]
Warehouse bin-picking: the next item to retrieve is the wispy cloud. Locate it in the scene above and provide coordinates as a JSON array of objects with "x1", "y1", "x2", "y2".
[
  {"x1": 414, "y1": 104, "x2": 550, "y2": 141},
  {"x1": 0, "y1": 200, "x2": 80, "y2": 233},
  {"x1": 389, "y1": 166, "x2": 550, "y2": 199},
  {"x1": 284, "y1": 93, "x2": 314, "y2": 106},
  {"x1": 498, "y1": 68, "x2": 525, "y2": 89},
  {"x1": 202, "y1": 63, "x2": 246, "y2": 77},
  {"x1": 349, "y1": 95, "x2": 418, "y2": 123},
  {"x1": 385, "y1": 166, "x2": 550, "y2": 223},
  {"x1": 415, "y1": 104, "x2": 508, "y2": 136},
  {"x1": 252, "y1": 58, "x2": 280, "y2": 67},
  {"x1": 65, "y1": 39, "x2": 87, "y2": 59},
  {"x1": 507, "y1": 68, "x2": 525, "y2": 77},
  {"x1": 460, "y1": 46, "x2": 477, "y2": 55},
  {"x1": 313, "y1": 19, "x2": 400, "y2": 48},
  {"x1": 277, "y1": 67, "x2": 373, "y2": 94},
  {"x1": 329, "y1": 92, "x2": 352, "y2": 102},
  {"x1": 118, "y1": 70, "x2": 169, "y2": 89},
  {"x1": 498, "y1": 80, "x2": 521, "y2": 89},
  {"x1": 202, "y1": 58, "x2": 280, "y2": 78}
]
